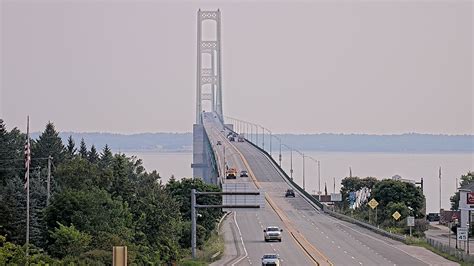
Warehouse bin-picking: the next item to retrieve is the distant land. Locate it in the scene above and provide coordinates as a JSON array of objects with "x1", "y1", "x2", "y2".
[{"x1": 30, "y1": 132, "x2": 473, "y2": 153}]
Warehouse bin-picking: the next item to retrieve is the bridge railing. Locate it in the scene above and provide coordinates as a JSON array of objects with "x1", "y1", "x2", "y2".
[{"x1": 222, "y1": 123, "x2": 325, "y2": 209}]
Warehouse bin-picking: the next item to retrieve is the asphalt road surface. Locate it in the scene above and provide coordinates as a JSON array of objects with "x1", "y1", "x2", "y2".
[{"x1": 203, "y1": 112, "x2": 456, "y2": 266}]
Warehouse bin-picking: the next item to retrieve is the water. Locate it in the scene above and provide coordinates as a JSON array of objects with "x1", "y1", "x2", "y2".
[{"x1": 125, "y1": 150, "x2": 473, "y2": 213}]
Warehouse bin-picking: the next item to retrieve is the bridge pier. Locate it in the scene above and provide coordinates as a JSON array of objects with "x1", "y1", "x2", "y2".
[{"x1": 191, "y1": 124, "x2": 217, "y2": 184}]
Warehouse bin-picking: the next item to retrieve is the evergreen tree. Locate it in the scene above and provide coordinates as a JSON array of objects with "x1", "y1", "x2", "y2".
[
  {"x1": 32, "y1": 122, "x2": 65, "y2": 169},
  {"x1": 0, "y1": 119, "x2": 10, "y2": 184},
  {"x1": 88, "y1": 145, "x2": 99, "y2": 164},
  {"x1": 66, "y1": 136, "x2": 76, "y2": 158},
  {"x1": 0, "y1": 121, "x2": 25, "y2": 185},
  {"x1": 78, "y1": 139, "x2": 88, "y2": 158},
  {"x1": 99, "y1": 144, "x2": 113, "y2": 169}
]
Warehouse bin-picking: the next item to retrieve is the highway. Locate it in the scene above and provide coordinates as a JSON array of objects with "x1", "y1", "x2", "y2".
[{"x1": 203, "y1": 112, "x2": 456, "y2": 266}]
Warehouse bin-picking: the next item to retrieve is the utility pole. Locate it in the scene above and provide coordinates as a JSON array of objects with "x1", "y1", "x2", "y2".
[
  {"x1": 47, "y1": 156, "x2": 52, "y2": 206},
  {"x1": 333, "y1": 177, "x2": 336, "y2": 193}
]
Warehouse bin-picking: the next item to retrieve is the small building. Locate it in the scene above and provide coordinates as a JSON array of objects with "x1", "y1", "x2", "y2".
[
  {"x1": 391, "y1": 174, "x2": 416, "y2": 184},
  {"x1": 457, "y1": 182, "x2": 474, "y2": 229}
]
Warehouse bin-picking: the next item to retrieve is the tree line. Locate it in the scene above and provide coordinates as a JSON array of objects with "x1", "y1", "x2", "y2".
[
  {"x1": 0, "y1": 119, "x2": 222, "y2": 264},
  {"x1": 338, "y1": 176, "x2": 427, "y2": 235}
]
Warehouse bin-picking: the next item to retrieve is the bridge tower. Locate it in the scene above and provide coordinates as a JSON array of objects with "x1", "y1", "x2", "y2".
[
  {"x1": 195, "y1": 9, "x2": 223, "y2": 124},
  {"x1": 192, "y1": 9, "x2": 222, "y2": 184}
]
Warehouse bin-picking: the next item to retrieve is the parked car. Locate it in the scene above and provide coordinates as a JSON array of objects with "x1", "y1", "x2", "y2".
[
  {"x1": 263, "y1": 226, "x2": 283, "y2": 242},
  {"x1": 240, "y1": 170, "x2": 248, "y2": 177},
  {"x1": 228, "y1": 136, "x2": 235, "y2": 142},
  {"x1": 216, "y1": 140, "x2": 222, "y2": 145},
  {"x1": 261, "y1": 254, "x2": 280, "y2": 266},
  {"x1": 285, "y1": 189, "x2": 295, "y2": 197},
  {"x1": 427, "y1": 213, "x2": 440, "y2": 222}
]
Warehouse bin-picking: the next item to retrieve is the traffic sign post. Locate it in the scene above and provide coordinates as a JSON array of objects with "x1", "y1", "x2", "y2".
[
  {"x1": 392, "y1": 211, "x2": 401, "y2": 221},
  {"x1": 407, "y1": 216, "x2": 415, "y2": 237},
  {"x1": 190, "y1": 189, "x2": 262, "y2": 259},
  {"x1": 457, "y1": 227, "x2": 468, "y2": 241},
  {"x1": 368, "y1": 199, "x2": 379, "y2": 225}
]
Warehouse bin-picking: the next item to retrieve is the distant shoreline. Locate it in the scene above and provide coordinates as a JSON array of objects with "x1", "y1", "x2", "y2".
[
  {"x1": 29, "y1": 132, "x2": 473, "y2": 153},
  {"x1": 117, "y1": 149, "x2": 473, "y2": 155}
]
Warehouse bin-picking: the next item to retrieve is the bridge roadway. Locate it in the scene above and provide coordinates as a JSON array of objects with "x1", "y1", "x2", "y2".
[{"x1": 202, "y1": 112, "x2": 452, "y2": 266}]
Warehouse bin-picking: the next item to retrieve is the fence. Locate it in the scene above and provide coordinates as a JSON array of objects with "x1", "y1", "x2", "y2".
[{"x1": 426, "y1": 237, "x2": 474, "y2": 263}]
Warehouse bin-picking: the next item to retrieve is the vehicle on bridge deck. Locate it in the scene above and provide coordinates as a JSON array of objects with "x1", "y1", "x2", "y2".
[
  {"x1": 226, "y1": 168, "x2": 237, "y2": 179},
  {"x1": 238, "y1": 134, "x2": 245, "y2": 142},
  {"x1": 261, "y1": 254, "x2": 281, "y2": 266},
  {"x1": 263, "y1": 226, "x2": 283, "y2": 242},
  {"x1": 285, "y1": 188, "x2": 295, "y2": 197},
  {"x1": 228, "y1": 136, "x2": 235, "y2": 141},
  {"x1": 240, "y1": 170, "x2": 248, "y2": 177}
]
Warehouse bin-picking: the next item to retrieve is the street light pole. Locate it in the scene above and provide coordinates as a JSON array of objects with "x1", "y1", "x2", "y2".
[
  {"x1": 290, "y1": 148, "x2": 293, "y2": 180},
  {"x1": 269, "y1": 130, "x2": 272, "y2": 157},
  {"x1": 318, "y1": 160, "x2": 321, "y2": 195},
  {"x1": 261, "y1": 126, "x2": 265, "y2": 151},
  {"x1": 303, "y1": 153, "x2": 305, "y2": 191}
]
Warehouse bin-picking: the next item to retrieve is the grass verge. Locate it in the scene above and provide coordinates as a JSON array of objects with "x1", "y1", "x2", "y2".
[
  {"x1": 406, "y1": 237, "x2": 469, "y2": 266},
  {"x1": 179, "y1": 230, "x2": 224, "y2": 266}
]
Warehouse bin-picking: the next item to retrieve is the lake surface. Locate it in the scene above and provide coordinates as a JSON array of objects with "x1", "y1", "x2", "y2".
[{"x1": 124, "y1": 150, "x2": 473, "y2": 214}]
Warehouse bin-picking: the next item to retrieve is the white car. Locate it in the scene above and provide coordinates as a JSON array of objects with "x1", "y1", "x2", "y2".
[
  {"x1": 263, "y1": 226, "x2": 283, "y2": 242},
  {"x1": 261, "y1": 254, "x2": 280, "y2": 266}
]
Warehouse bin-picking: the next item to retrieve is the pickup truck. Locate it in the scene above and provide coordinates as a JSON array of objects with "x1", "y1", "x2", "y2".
[{"x1": 263, "y1": 226, "x2": 283, "y2": 242}]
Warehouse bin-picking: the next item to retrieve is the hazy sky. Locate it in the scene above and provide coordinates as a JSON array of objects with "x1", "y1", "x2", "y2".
[{"x1": 1, "y1": 0, "x2": 472, "y2": 134}]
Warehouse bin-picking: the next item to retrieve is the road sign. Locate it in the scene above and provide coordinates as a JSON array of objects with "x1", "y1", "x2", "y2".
[
  {"x1": 452, "y1": 213, "x2": 458, "y2": 220},
  {"x1": 392, "y1": 211, "x2": 401, "y2": 220},
  {"x1": 222, "y1": 183, "x2": 264, "y2": 211},
  {"x1": 407, "y1": 216, "x2": 415, "y2": 227},
  {"x1": 368, "y1": 199, "x2": 379, "y2": 209},
  {"x1": 457, "y1": 227, "x2": 468, "y2": 241},
  {"x1": 331, "y1": 193, "x2": 342, "y2": 202}
]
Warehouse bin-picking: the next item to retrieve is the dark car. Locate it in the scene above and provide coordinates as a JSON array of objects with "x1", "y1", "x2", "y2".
[
  {"x1": 240, "y1": 170, "x2": 248, "y2": 177},
  {"x1": 228, "y1": 136, "x2": 235, "y2": 142},
  {"x1": 285, "y1": 189, "x2": 295, "y2": 197},
  {"x1": 427, "y1": 213, "x2": 440, "y2": 222},
  {"x1": 216, "y1": 141, "x2": 222, "y2": 145}
]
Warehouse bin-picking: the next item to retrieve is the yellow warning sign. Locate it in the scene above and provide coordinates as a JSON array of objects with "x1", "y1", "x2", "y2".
[
  {"x1": 368, "y1": 199, "x2": 379, "y2": 209},
  {"x1": 392, "y1": 211, "x2": 401, "y2": 220}
]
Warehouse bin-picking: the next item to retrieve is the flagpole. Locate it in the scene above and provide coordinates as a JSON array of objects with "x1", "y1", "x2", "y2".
[{"x1": 25, "y1": 116, "x2": 30, "y2": 260}]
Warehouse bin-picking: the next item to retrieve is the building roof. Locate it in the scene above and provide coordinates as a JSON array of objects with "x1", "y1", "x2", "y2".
[{"x1": 459, "y1": 182, "x2": 474, "y2": 191}]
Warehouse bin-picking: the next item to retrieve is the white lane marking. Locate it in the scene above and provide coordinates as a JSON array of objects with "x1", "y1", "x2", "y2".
[
  {"x1": 328, "y1": 219, "x2": 427, "y2": 264},
  {"x1": 359, "y1": 262, "x2": 363, "y2": 265},
  {"x1": 351, "y1": 256, "x2": 355, "y2": 259},
  {"x1": 231, "y1": 212, "x2": 248, "y2": 266}
]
